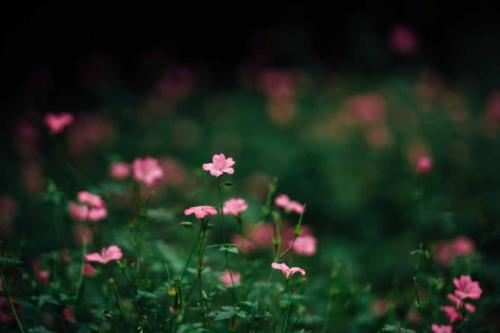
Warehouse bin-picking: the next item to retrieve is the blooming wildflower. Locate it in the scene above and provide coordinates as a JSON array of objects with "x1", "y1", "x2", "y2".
[
  {"x1": 83, "y1": 263, "x2": 97, "y2": 277},
  {"x1": 69, "y1": 191, "x2": 107, "y2": 222},
  {"x1": 223, "y1": 198, "x2": 248, "y2": 216},
  {"x1": 109, "y1": 162, "x2": 131, "y2": 180},
  {"x1": 292, "y1": 235, "x2": 317, "y2": 256},
  {"x1": 271, "y1": 262, "x2": 306, "y2": 279},
  {"x1": 274, "y1": 194, "x2": 304, "y2": 214},
  {"x1": 219, "y1": 270, "x2": 241, "y2": 287},
  {"x1": 202, "y1": 153, "x2": 235, "y2": 177},
  {"x1": 442, "y1": 305, "x2": 462, "y2": 323},
  {"x1": 431, "y1": 324, "x2": 453, "y2": 333},
  {"x1": 45, "y1": 112, "x2": 74, "y2": 134},
  {"x1": 133, "y1": 157, "x2": 164, "y2": 187},
  {"x1": 453, "y1": 275, "x2": 482, "y2": 300},
  {"x1": 85, "y1": 245, "x2": 123, "y2": 264},
  {"x1": 451, "y1": 236, "x2": 475, "y2": 256},
  {"x1": 184, "y1": 205, "x2": 217, "y2": 219}
]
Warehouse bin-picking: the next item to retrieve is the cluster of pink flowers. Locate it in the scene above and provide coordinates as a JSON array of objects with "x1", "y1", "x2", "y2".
[
  {"x1": 231, "y1": 223, "x2": 317, "y2": 256},
  {"x1": 275, "y1": 194, "x2": 304, "y2": 215},
  {"x1": 45, "y1": 112, "x2": 74, "y2": 134},
  {"x1": 69, "y1": 191, "x2": 108, "y2": 222},
  {"x1": 432, "y1": 275, "x2": 482, "y2": 333},
  {"x1": 109, "y1": 157, "x2": 165, "y2": 188},
  {"x1": 433, "y1": 236, "x2": 475, "y2": 266}
]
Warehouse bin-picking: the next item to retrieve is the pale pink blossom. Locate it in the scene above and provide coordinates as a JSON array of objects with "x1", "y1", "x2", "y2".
[
  {"x1": 184, "y1": 205, "x2": 217, "y2": 219},
  {"x1": 454, "y1": 275, "x2": 482, "y2": 300},
  {"x1": 63, "y1": 307, "x2": 75, "y2": 323},
  {"x1": 442, "y1": 305, "x2": 462, "y2": 323},
  {"x1": 219, "y1": 270, "x2": 241, "y2": 287},
  {"x1": 109, "y1": 162, "x2": 131, "y2": 180},
  {"x1": 292, "y1": 235, "x2": 317, "y2": 256},
  {"x1": 202, "y1": 153, "x2": 235, "y2": 177},
  {"x1": 82, "y1": 263, "x2": 97, "y2": 277},
  {"x1": 464, "y1": 303, "x2": 476, "y2": 313},
  {"x1": 85, "y1": 245, "x2": 123, "y2": 264},
  {"x1": 431, "y1": 324, "x2": 453, "y2": 333},
  {"x1": 69, "y1": 191, "x2": 107, "y2": 222},
  {"x1": 223, "y1": 198, "x2": 248, "y2": 216},
  {"x1": 274, "y1": 194, "x2": 304, "y2": 214},
  {"x1": 133, "y1": 157, "x2": 164, "y2": 187},
  {"x1": 416, "y1": 155, "x2": 433, "y2": 173},
  {"x1": 451, "y1": 237, "x2": 475, "y2": 256},
  {"x1": 45, "y1": 112, "x2": 74, "y2": 134},
  {"x1": 271, "y1": 262, "x2": 306, "y2": 279}
]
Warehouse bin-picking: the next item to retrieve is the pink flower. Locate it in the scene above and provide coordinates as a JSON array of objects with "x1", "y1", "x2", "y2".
[
  {"x1": 63, "y1": 307, "x2": 75, "y2": 323},
  {"x1": 109, "y1": 162, "x2": 131, "y2": 180},
  {"x1": 85, "y1": 245, "x2": 123, "y2": 264},
  {"x1": 219, "y1": 270, "x2": 241, "y2": 287},
  {"x1": 431, "y1": 324, "x2": 453, "y2": 333},
  {"x1": 442, "y1": 305, "x2": 462, "y2": 323},
  {"x1": 133, "y1": 157, "x2": 164, "y2": 187},
  {"x1": 249, "y1": 223, "x2": 274, "y2": 248},
  {"x1": 416, "y1": 155, "x2": 433, "y2": 173},
  {"x1": 453, "y1": 275, "x2": 482, "y2": 300},
  {"x1": 347, "y1": 94, "x2": 386, "y2": 124},
  {"x1": 390, "y1": 24, "x2": 418, "y2": 55},
  {"x1": 83, "y1": 263, "x2": 97, "y2": 277},
  {"x1": 184, "y1": 205, "x2": 217, "y2": 219},
  {"x1": 433, "y1": 242, "x2": 454, "y2": 266},
  {"x1": 274, "y1": 194, "x2": 304, "y2": 214},
  {"x1": 271, "y1": 262, "x2": 306, "y2": 279},
  {"x1": 36, "y1": 270, "x2": 50, "y2": 284},
  {"x1": 451, "y1": 237, "x2": 475, "y2": 256},
  {"x1": 292, "y1": 235, "x2": 317, "y2": 256},
  {"x1": 69, "y1": 191, "x2": 107, "y2": 222},
  {"x1": 45, "y1": 112, "x2": 74, "y2": 134},
  {"x1": 464, "y1": 303, "x2": 476, "y2": 313},
  {"x1": 223, "y1": 198, "x2": 248, "y2": 216},
  {"x1": 447, "y1": 293, "x2": 475, "y2": 313},
  {"x1": 231, "y1": 234, "x2": 255, "y2": 254},
  {"x1": 202, "y1": 153, "x2": 235, "y2": 177}
]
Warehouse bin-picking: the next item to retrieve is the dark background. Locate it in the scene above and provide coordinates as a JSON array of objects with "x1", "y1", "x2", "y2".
[{"x1": 2, "y1": 2, "x2": 500, "y2": 109}]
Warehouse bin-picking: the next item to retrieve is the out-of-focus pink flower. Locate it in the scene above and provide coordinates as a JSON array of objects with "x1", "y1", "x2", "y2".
[
  {"x1": 231, "y1": 234, "x2": 255, "y2": 254},
  {"x1": 464, "y1": 303, "x2": 476, "y2": 313},
  {"x1": 223, "y1": 198, "x2": 248, "y2": 216},
  {"x1": 366, "y1": 126, "x2": 391, "y2": 148},
  {"x1": 67, "y1": 114, "x2": 115, "y2": 156},
  {"x1": 69, "y1": 191, "x2": 107, "y2": 222},
  {"x1": 159, "y1": 158, "x2": 186, "y2": 186},
  {"x1": 431, "y1": 324, "x2": 453, "y2": 333},
  {"x1": 453, "y1": 275, "x2": 482, "y2": 300},
  {"x1": 407, "y1": 311, "x2": 421, "y2": 323},
  {"x1": 82, "y1": 263, "x2": 97, "y2": 277},
  {"x1": 85, "y1": 245, "x2": 123, "y2": 264},
  {"x1": 416, "y1": 155, "x2": 433, "y2": 173},
  {"x1": 347, "y1": 94, "x2": 386, "y2": 125},
  {"x1": 219, "y1": 270, "x2": 241, "y2": 287},
  {"x1": 274, "y1": 194, "x2": 304, "y2": 215},
  {"x1": 133, "y1": 157, "x2": 164, "y2": 187},
  {"x1": 15, "y1": 118, "x2": 39, "y2": 159},
  {"x1": 249, "y1": 223, "x2": 275, "y2": 248},
  {"x1": 292, "y1": 235, "x2": 317, "y2": 256},
  {"x1": 434, "y1": 242, "x2": 454, "y2": 265},
  {"x1": 109, "y1": 162, "x2": 131, "y2": 180},
  {"x1": 184, "y1": 205, "x2": 217, "y2": 219},
  {"x1": 45, "y1": 112, "x2": 74, "y2": 134},
  {"x1": 451, "y1": 237, "x2": 475, "y2": 256},
  {"x1": 390, "y1": 24, "x2": 418, "y2": 55},
  {"x1": 447, "y1": 293, "x2": 476, "y2": 313},
  {"x1": 73, "y1": 225, "x2": 93, "y2": 245},
  {"x1": 36, "y1": 270, "x2": 50, "y2": 284},
  {"x1": 22, "y1": 161, "x2": 44, "y2": 194},
  {"x1": 371, "y1": 298, "x2": 390, "y2": 317},
  {"x1": 271, "y1": 262, "x2": 306, "y2": 279},
  {"x1": 0, "y1": 297, "x2": 23, "y2": 323},
  {"x1": 202, "y1": 153, "x2": 235, "y2": 177},
  {"x1": 259, "y1": 70, "x2": 295, "y2": 100},
  {"x1": 442, "y1": 305, "x2": 462, "y2": 323},
  {"x1": 63, "y1": 307, "x2": 75, "y2": 323}
]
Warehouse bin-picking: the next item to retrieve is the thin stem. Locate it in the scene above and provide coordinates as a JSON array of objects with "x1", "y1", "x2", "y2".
[
  {"x1": 0, "y1": 272, "x2": 26, "y2": 333},
  {"x1": 72, "y1": 240, "x2": 88, "y2": 317}
]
